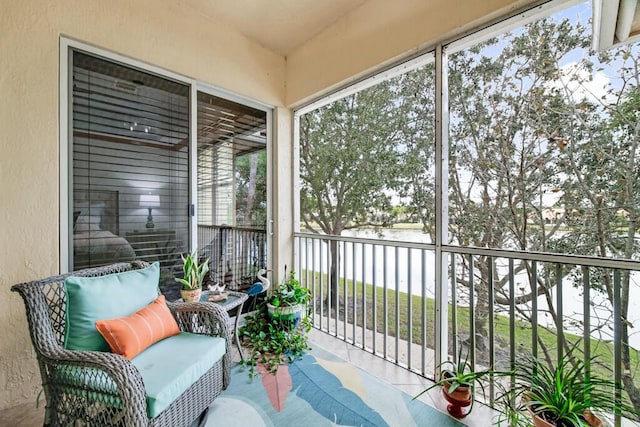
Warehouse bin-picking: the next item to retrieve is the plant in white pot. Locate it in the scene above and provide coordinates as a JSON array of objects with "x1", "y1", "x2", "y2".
[
  {"x1": 175, "y1": 250, "x2": 209, "y2": 302},
  {"x1": 266, "y1": 270, "x2": 310, "y2": 330},
  {"x1": 239, "y1": 269, "x2": 312, "y2": 377}
]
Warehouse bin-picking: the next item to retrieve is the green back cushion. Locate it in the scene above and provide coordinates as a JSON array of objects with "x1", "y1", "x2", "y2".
[{"x1": 64, "y1": 262, "x2": 160, "y2": 351}]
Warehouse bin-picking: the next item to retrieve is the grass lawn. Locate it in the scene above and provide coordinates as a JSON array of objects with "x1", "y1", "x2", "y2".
[{"x1": 303, "y1": 271, "x2": 639, "y2": 383}]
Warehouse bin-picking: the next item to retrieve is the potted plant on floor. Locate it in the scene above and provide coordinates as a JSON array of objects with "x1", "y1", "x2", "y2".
[
  {"x1": 175, "y1": 250, "x2": 209, "y2": 302},
  {"x1": 500, "y1": 350, "x2": 639, "y2": 427},
  {"x1": 414, "y1": 347, "x2": 494, "y2": 418},
  {"x1": 239, "y1": 269, "x2": 311, "y2": 377}
]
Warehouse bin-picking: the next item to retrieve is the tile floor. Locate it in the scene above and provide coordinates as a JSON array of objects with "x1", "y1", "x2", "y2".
[
  {"x1": 0, "y1": 329, "x2": 498, "y2": 426},
  {"x1": 307, "y1": 328, "x2": 498, "y2": 427}
]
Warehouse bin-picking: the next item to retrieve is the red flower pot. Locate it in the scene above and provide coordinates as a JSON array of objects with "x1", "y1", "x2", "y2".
[{"x1": 441, "y1": 373, "x2": 473, "y2": 419}]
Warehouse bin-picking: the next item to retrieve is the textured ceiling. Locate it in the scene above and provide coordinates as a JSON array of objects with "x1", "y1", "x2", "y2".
[{"x1": 185, "y1": 0, "x2": 368, "y2": 55}]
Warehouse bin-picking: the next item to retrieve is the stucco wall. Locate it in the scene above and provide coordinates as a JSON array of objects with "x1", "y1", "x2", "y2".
[
  {"x1": 0, "y1": 0, "x2": 285, "y2": 409},
  {"x1": 285, "y1": 0, "x2": 538, "y2": 106}
]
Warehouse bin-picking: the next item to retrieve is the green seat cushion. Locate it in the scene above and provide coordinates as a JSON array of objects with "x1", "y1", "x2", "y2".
[
  {"x1": 64, "y1": 262, "x2": 160, "y2": 351},
  {"x1": 131, "y1": 332, "x2": 226, "y2": 418},
  {"x1": 50, "y1": 332, "x2": 224, "y2": 420}
]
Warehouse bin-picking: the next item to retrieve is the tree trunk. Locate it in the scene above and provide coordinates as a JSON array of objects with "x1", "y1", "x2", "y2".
[
  {"x1": 474, "y1": 263, "x2": 490, "y2": 355},
  {"x1": 245, "y1": 153, "x2": 258, "y2": 223},
  {"x1": 325, "y1": 240, "x2": 339, "y2": 310}
]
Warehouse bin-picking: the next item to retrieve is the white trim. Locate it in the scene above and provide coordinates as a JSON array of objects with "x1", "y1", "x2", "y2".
[
  {"x1": 295, "y1": 52, "x2": 435, "y2": 117},
  {"x1": 594, "y1": 0, "x2": 640, "y2": 50},
  {"x1": 265, "y1": 107, "x2": 274, "y2": 273},
  {"x1": 592, "y1": 0, "x2": 620, "y2": 50},
  {"x1": 61, "y1": 36, "x2": 194, "y2": 85},
  {"x1": 59, "y1": 38, "x2": 71, "y2": 273},
  {"x1": 433, "y1": 43, "x2": 449, "y2": 376},
  {"x1": 189, "y1": 83, "x2": 198, "y2": 251},
  {"x1": 615, "y1": 0, "x2": 637, "y2": 43},
  {"x1": 196, "y1": 81, "x2": 273, "y2": 113}
]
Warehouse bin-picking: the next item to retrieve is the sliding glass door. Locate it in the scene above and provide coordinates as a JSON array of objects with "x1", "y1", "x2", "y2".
[{"x1": 67, "y1": 47, "x2": 271, "y2": 300}]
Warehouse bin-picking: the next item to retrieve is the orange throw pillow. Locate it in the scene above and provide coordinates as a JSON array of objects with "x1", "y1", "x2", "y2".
[{"x1": 95, "y1": 295, "x2": 180, "y2": 360}]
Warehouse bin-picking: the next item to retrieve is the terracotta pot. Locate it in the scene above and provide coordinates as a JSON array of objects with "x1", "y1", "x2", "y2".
[
  {"x1": 441, "y1": 373, "x2": 472, "y2": 419},
  {"x1": 180, "y1": 288, "x2": 202, "y2": 302},
  {"x1": 528, "y1": 408, "x2": 555, "y2": 427},
  {"x1": 528, "y1": 407, "x2": 604, "y2": 427},
  {"x1": 582, "y1": 410, "x2": 604, "y2": 427}
]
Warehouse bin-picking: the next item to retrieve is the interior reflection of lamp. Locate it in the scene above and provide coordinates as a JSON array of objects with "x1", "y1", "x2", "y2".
[{"x1": 140, "y1": 194, "x2": 160, "y2": 229}]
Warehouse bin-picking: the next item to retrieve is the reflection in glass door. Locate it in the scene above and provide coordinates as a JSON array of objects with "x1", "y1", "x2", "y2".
[
  {"x1": 71, "y1": 51, "x2": 190, "y2": 299},
  {"x1": 196, "y1": 92, "x2": 268, "y2": 291}
]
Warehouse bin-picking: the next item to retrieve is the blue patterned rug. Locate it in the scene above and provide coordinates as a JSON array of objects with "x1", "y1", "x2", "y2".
[{"x1": 202, "y1": 345, "x2": 462, "y2": 427}]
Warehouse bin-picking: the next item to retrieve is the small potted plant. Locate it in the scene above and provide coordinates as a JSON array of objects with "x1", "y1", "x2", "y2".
[
  {"x1": 175, "y1": 250, "x2": 209, "y2": 302},
  {"x1": 414, "y1": 347, "x2": 493, "y2": 418},
  {"x1": 239, "y1": 270, "x2": 311, "y2": 377},
  {"x1": 266, "y1": 270, "x2": 311, "y2": 330},
  {"x1": 501, "y1": 351, "x2": 638, "y2": 427}
]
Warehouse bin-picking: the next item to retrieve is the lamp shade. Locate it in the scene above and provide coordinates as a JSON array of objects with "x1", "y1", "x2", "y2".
[{"x1": 140, "y1": 194, "x2": 160, "y2": 208}]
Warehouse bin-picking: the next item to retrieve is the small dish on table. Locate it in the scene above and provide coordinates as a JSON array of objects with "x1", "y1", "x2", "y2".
[{"x1": 208, "y1": 292, "x2": 229, "y2": 302}]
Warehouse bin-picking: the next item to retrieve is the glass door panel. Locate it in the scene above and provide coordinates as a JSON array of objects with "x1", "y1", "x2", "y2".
[{"x1": 196, "y1": 92, "x2": 268, "y2": 290}]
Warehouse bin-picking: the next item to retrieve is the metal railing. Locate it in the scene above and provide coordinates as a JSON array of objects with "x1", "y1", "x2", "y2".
[
  {"x1": 294, "y1": 231, "x2": 640, "y2": 424},
  {"x1": 198, "y1": 225, "x2": 267, "y2": 290}
]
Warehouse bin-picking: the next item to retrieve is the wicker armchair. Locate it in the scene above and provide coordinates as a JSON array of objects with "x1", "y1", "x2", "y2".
[{"x1": 11, "y1": 261, "x2": 231, "y2": 427}]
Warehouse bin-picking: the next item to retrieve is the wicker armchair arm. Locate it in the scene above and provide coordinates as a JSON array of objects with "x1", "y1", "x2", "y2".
[
  {"x1": 166, "y1": 301, "x2": 231, "y2": 341},
  {"x1": 42, "y1": 349, "x2": 148, "y2": 425}
]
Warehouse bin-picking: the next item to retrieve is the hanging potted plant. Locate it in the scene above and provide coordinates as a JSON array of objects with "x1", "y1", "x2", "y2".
[
  {"x1": 239, "y1": 269, "x2": 311, "y2": 377},
  {"x1": 501, "y1": 351, "x2": 639, "y2": 427},
  {"x1": 175, "y1": 250, "x2": 209, "y2": 302},
  {"x1": 414, "y1": 347, "x2": 494, "y2": 418},
  {"x1": 266, "y1": 270, "x2": 310, "y2": 330}
]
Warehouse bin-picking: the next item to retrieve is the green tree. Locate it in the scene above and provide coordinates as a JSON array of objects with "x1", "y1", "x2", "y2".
[
  {"x1": 446, "y1": 10, "x2": 640, "y2": 411},
  {"x1": 445, "y1": 16, "x2": 589, "y2": 354},
  {"x1": 395, "y1": 66, "x2": 437, "y2": 235},
  {"x1": 299, "y1": 81, "x2": 405, "y2": 306},
  {"x1": 557, "y1": 46, "x2": 640, "y2": 409},
  {"x1": 236, "y1": 151, "x2": 267, "y2": 227}
]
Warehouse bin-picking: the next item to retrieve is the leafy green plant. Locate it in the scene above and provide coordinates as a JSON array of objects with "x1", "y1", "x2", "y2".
[
  {"x1": 414, "y1": 347, "x2": 495, "y2": 412},
  {"x1": 175, "y1": 250, "x2": 209, "y2": 290},
  {"x1": 493, "y1": 386, "x2": 532, "y2": 427},
  {"x1": 239, "y1": 270, "x2": 312, "y2": 377},
  {"x1": 239, "y1": 303, "x2": 311, "y2": 377},
  {"x1": 267, "y1": 270, "x2": 311, "y2": 308},
  {"x1": 503, "y1": 351, "x2": 639, "y2": 426}
]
